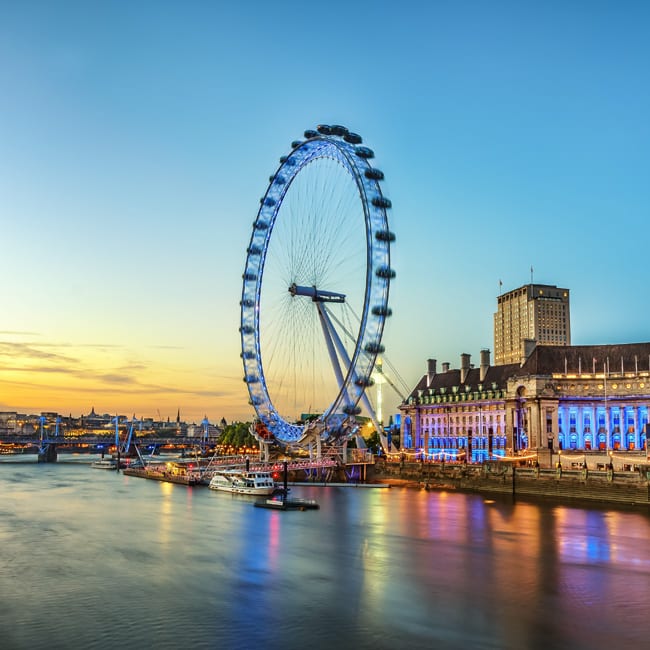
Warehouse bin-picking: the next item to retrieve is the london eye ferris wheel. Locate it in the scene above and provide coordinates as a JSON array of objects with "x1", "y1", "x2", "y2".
[{"x1": 240, "y1": 124, "x2": 395, "y2": 446}]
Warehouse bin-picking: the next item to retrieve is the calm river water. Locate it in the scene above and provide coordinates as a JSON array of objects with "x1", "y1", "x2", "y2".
[{"x1": 1, "y1": 455, "x2": 649, "y2": 650}]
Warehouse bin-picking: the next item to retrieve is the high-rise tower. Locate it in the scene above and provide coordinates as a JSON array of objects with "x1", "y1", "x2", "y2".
[{"x1": 494, "y1": 283, "x2": 570, "y2": 365}]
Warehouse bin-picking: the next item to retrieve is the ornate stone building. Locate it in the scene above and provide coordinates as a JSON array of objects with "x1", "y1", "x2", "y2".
[{"x1": 399, "y1": 344, "x2": 650, "y2": 460}]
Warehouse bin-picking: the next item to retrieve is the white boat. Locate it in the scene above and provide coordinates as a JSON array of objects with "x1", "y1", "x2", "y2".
[
  {"x1": 208, "y1": 469, "x2": 276, "y2": 495},
  {"x1": 91, "y1": 458, "x2": 118, "y2": 470}
]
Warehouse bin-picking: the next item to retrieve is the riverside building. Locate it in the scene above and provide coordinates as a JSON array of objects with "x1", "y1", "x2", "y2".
[
  {"x1": 399, "y1": 344, "x2": 650, "y2": 461},
  {"x1": 400, "y1": 280, "x2": 648, "y2": 460}
]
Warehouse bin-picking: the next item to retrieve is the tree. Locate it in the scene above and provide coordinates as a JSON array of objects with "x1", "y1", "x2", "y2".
[
  {"x1": 364, "y1": 430, "x2": 382, "y2": 455},
  {"x1": 218, "y1": 421, "x2": 256, "y2": 449}
]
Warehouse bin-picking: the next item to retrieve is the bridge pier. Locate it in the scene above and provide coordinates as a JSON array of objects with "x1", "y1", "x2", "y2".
[{"x1": 37, "y1": 444, "x2": 58, "y2": 463}]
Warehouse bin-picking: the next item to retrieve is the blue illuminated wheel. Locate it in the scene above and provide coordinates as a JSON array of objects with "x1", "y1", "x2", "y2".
[{"x1": 240, "y1": 125, "x2": 395, "y2": 444}]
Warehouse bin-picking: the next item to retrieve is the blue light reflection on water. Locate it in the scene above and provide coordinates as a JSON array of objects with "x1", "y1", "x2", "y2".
[{"x1": 0, "y1": 456, "x2": 649, "y2": 650}]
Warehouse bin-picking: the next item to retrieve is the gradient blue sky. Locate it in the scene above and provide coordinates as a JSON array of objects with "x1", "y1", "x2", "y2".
[{"x1": 1, "y1": 0, "x2": 648, "y2": 422}]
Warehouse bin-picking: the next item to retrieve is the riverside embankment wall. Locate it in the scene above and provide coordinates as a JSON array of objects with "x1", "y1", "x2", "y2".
[{"x1": 370, "y1": 461, "x2": 650, "y2": 507}]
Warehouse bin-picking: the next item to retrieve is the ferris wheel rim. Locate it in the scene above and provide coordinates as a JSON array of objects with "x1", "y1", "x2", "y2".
[{"x1": 240, "y1": 125, "x2": 394, "y2": 443}]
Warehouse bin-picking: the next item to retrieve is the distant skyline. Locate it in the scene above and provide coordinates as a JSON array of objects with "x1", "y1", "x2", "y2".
[{"x1": 1, "y1": 1, "x2": 649, "y2": 422}]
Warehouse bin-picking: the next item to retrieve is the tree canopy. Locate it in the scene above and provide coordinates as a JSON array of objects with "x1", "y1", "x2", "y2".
[{"x1": 218, "y1": 421, "x2": 256, "y2": 449}]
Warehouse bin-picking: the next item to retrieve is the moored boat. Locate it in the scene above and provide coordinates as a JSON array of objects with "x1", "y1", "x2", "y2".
[
  {"x1": 208, "y1": 469, "x2": 277, "y2": 495},
  {"x1": 254, "y1": 497, "x2": 319, "y2": 511},
  {"x1": 123, "y1": 464, "x2": 199, "y2": 486},
  {"x1": 91, "y1": 458, "x2": 119, "y2": 470}
]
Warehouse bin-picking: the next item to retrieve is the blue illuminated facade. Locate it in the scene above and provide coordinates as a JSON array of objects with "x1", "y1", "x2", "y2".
[
  {"x1": 400, "y1": 344, "x2": 650, "y2": 459},
  {"x1": 400, "y1": 352, "x2": 515, "y2": 462}
]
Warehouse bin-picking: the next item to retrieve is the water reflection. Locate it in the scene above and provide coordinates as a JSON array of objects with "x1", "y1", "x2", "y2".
[{"x1": 0, "y1": 458, "x2": 649, "y2": 650}]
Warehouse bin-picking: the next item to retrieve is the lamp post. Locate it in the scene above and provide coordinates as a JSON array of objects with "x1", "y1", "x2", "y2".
[{"x1": 607, "y1": 450, "x2": 614, "y2": 482}]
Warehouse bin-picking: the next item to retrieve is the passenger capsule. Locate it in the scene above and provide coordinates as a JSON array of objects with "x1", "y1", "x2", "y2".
[
  {"x1": 274, "y1": 175, "x2": 286, "y2": 184},
  {"x1": 304, "y1": 129, "x2": 319, "y2": 139},
  {"x1": 330, "y1": 124, "x2": 348, "y2": 137},
  {"x1": 354, "y1": 377, "x2": 375, "y2": 387},
  {"x1": 279, "y1": 155, "x2": 288, "y2": 163},
  {"x1": 254, "y1": 221, "x2": 269, "y2": 230},
  {"x1": 291, "y1": 140, "x2": 302, "y2": 149},
  {"x1": 344, "y1": 132, "x2": 362, "y2": 144},
  {"x1": 372, "y1": 196, "x2": 392, "y2": 209},
  {"x1": 243, "y1": 272, "x2": 257, "y2": 281},
  {"x1": 263, "y1": 197, "x2": 276, "y2": 207},
  {"x1": 375, "y1": 266, "x2": 396, "y2": 279},
  {"x1": 343, "y1": 404, "x2": 362, "y2": 416},
  {"x1": 365, "y1": 167, "x2": 384, "y2": 180},
  {"x1": 241, "y1": 350, "x2": 255, "y2": 359},
  {"x1": 240, "y1": 325, "x2": 254, "y2": 335},
  {"x1": 375, "y1": 229, "x2": 395, "y2": 242},
  {"x1": 317, "y1": 124, "x2": 332, "y2": 135},
  {"x1": 372, "y1": 305, "x2": 392, "y2": 317},
  {"x1": 247, "y1": 245, "x2": 262, "y2": 255},
  {"x1": 244, "y1": 375, "x2": 260, "y2": 384},
  {"x1": 240, "y1": 299, "x2": 255, "y2": 307},
  {"x1": 355, "y1": 146, "x2": 374, "y2": 159},
  {"x1": 365, "y1": 342, "x2": 385, "y2": 354}
]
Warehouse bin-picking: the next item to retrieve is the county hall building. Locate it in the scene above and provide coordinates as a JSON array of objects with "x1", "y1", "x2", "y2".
[{"x1": 399, "y1": 283, "x2": 649, "y2": 460}]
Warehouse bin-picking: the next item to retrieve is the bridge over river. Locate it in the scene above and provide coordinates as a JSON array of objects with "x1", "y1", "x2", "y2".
[
  {"x1": 0, "y1": 434, "x2": 375, "y2": 479},
  {"x1": 0, "y1": 434, "x2": 214, "y2": 449},
  {"x1": 0, "y1": 434, "x2": 218, "y2": 460}
]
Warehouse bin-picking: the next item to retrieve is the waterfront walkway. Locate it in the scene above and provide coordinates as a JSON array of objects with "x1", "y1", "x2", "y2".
[{"x1": 373, "y1": 454, "x2": 650, "y2": 507}]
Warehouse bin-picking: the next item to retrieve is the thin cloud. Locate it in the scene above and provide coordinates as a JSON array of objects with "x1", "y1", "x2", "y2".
[
  {"x1": 0, "y1": 342, "x2": 79, "y2": 364},
  {"x1": 0, "y1": 365, "x2": 80, "y2": 375},
  {"x1": 26, "y1": 341, "x2": 122, "y2": 350},
  {"x1": 116, "y1": 363, "x2": 148, "y2": 372},
  {"x1": 96, "y1": 373, "x2": 140, "y2": 385},
  {"x1": 0, "y1": 375, "x2": 234, "y2": 399},
  {"x1": 147, "y1": 345, "x2": 185, "y2": 350}
]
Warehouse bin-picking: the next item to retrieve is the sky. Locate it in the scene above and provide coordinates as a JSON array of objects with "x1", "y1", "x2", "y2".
[{"x1": 1, "y1": 0, "x2": 649, "y2": 424}]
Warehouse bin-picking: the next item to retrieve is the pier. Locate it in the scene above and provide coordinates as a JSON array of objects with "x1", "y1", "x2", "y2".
[{"x1": 120, "y1": 454, "x2": 342, "y2": 486}]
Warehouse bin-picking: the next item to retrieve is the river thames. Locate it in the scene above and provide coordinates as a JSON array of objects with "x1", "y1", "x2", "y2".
[{"x1": 1, "y1": 456, "x2": 649, "y2": 650}]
